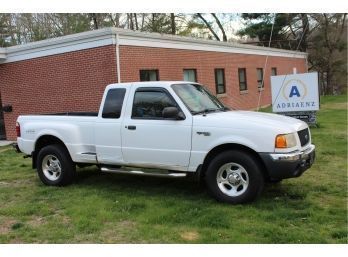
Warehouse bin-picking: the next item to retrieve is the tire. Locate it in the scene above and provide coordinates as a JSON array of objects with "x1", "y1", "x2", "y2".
[
  {"x1": 267, "y1": 178, "x2": 282, "y2": 184},
  {"x1": 37, "y1": 144, "x2": 76, "y2": 186},
  {"x1": 205, "y1": 150, "x2": 264, "y2": 204}
]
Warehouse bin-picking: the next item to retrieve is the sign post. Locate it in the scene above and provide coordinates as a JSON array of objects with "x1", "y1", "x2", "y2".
[{"x1": 271, "y1": 72, "x2": 319, "y2": 125}]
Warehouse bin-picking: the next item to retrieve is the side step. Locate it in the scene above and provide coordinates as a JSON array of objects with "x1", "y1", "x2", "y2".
[{"x1": 100, "y1": 167, "x2": 187, "y2": 178}]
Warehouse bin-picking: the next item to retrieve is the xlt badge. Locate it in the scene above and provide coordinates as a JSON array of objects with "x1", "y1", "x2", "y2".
[{"x1": 196, "y1": 131, "x2": 211, "y2": 136}]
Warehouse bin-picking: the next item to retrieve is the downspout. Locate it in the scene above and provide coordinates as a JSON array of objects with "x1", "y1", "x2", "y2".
[
  {"x1": 115, "y1": 33, "x2": 121, "y2": 83},
  {"x1": 305, "y1": 53, "x2": 309, "y2": 72}
]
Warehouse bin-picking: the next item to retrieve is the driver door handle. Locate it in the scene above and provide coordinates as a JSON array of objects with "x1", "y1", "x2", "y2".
[{"x1": 127, "y1": 125, "x2": 136, "y2": 130}]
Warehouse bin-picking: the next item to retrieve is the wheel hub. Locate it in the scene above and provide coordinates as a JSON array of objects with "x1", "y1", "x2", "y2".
[
  {"x1": 42, "y1": 154, "x2": 62, "y2": 181},
  {"x1": 216, "y1": 162, "x2": 250, "y2": 197},
  {"x1": 227, "y1": 172, "x2": 241, "y2": 186}
]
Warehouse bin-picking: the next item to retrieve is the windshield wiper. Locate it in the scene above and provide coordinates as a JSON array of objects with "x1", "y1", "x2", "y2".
[{"x1": 192, "y1": 108, "x2": 222, "y2": 115}]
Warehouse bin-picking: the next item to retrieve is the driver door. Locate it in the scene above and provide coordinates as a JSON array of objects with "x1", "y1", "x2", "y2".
[{"x1": 121, "y1": 86, "x2": 192, "y2": 170}]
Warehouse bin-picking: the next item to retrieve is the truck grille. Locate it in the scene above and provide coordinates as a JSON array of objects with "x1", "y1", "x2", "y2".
[{"x1": 298, "y1": 128, "x2": 310, "y2": 147}]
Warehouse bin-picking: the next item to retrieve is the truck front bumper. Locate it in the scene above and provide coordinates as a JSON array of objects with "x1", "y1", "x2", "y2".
[{"x1": 260, "y1": 144, "x2": 315, "y2": 180}]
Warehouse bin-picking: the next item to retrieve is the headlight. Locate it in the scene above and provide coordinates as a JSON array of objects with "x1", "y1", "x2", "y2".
[{"x1": 275, "y1": 133, "x2": 297, "y2": 148}]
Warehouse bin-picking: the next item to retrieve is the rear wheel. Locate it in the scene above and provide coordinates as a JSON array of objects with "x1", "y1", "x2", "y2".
[
  {"x1": 205, "y1": 150, "x2": 264, "y2": 204},
  {"x1": 37, "y1": 144, "x2": 76, "y2": 186}
]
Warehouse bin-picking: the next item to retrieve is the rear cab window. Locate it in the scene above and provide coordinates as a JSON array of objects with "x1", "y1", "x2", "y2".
[{"x1": 102, "y1": 88, "x2": 126, "y2": 119}]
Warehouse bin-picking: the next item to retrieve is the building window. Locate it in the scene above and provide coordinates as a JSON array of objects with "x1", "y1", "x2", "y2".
[
  {"x1": 183, "y1": 69, "x2": 197, "y2": 82},
  {"x1": 140, "y1": 70, "x2": 159, "y2": 81},
  {"x1": 271, "y1": 67, "x2": 277, "y2": 76},
  {"x1": 238, "y1": 68, "x2": 247, "y2": 91},
  {"x1": 102, "y1": 88, "x2": 126, "y2": 119},
  {"x1": 215, "y1": 69, "x2": 226, "y2": 94},
  {"x1": 257, "y1": 68, "x2": 264, "y2": 88}
]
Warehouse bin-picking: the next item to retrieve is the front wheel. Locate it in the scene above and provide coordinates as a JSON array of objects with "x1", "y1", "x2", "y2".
[
  {"x1": 205, "y1": 150, "x2": 264, "y2": 204},
  {"x1": 37, "y1": 144, "x2": 76, "y2": 186}
]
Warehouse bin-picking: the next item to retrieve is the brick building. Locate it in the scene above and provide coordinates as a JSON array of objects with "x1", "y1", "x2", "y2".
[{"x1": 0, "y1": 28, "x2": 307, "y2": 140}]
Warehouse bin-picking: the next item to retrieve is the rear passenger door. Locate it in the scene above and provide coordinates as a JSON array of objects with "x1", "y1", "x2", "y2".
[
  {"x1": 121, "y1": 86, "x2": 192, "y2": 170},
  {"x1": 95, "y1": 87, "x2": 128, "y2": 164}
]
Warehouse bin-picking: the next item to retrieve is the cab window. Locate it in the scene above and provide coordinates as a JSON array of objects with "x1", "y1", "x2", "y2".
[
  {"x1": 132, "y1": 89, "x2": 178, "y2": 119},
  {"x1": 102, "y1": 88, "x2": 126, "y2": 119}
]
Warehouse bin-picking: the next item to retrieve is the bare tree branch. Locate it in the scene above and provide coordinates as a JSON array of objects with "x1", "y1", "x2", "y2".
[
  {"x1": 171, "y1": 13, "x2": 176, "y2": 35},
  {"x1": 196, "y1": 13, "x2": 220, "y2": 41},
  {"x1": 90, "y1": 13, "x2": 98, "y2": 30},
  {"x1": 211, "y1": 13, "x2": 227, "y2": 41},
  {"x1": 134, "y1": 13, "x2": 139, "y2": 30}
]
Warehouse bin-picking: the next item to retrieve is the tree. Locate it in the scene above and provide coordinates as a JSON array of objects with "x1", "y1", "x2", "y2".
[
  {"x1": 89, "y1": 13, "x2": 99, "y2": 29},
  {"x1": 212, "y1": 14, "x2": 227, "y2": 41},
  {"x1": 0, "y1": 14, "x2": 12, "y2": 47},
  {"x1": 308, "y1": 14, "x2": 347, "y2": 95},
  {"x1": 195, "y1": 13, "x2": 228, "y2": 41},
  {"x1": 0, "y1": 13, "x2": 230, "y2": 46},
  {"x1": 238, "y1": 13, "x2": 316, "y2": 51},
  {"x1": 195, "y1": 13, "x2": 221, "y2": 41},
  {"x1": 170, "y1": 13, "x2": 176, "y2": 35},
  {"x1": 239, "y1": 14, "x2": 291, "y2": 48},
  {"x1": 286, "y1": 13, "x2": 311, "y2": 52},
  {"x1": 170, "y1": 14, "x2": 206, "y2": 37},
  {"x1": 238, "y1": 13, "x2": 347, "y2": 95}
]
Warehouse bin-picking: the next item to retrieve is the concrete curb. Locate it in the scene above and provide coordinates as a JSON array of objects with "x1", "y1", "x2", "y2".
[{"x1": 0, "y1": 141, "x2": 15, "y2": 147}]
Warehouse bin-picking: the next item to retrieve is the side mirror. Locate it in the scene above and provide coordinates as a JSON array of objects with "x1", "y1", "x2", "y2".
[{"x1": 162, "y1": 107, "x2": 185, "y2": 120}]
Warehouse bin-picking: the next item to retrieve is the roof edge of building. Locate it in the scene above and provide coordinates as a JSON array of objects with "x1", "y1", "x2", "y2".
[
  {"x1": 0, "y1": 27, "x2": 308, "y2": 64},
  {"x1": 112, "y1": 28, "x2": 307, "y2": 58}
]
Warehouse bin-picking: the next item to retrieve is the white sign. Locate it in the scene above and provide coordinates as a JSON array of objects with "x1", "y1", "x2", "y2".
[{"x1": 271, "y1": 72, "x2": 319, "y2": 112}]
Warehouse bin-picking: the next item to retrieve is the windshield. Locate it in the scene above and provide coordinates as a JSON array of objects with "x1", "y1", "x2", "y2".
[{"x1": 171, "y1": 83, "x2": 227, "y2": 114}]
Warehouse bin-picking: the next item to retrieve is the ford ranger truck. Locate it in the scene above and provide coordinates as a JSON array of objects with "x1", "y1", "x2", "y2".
[{"x1": 15, "y1": 81, "x2": 315, "y2": 204}]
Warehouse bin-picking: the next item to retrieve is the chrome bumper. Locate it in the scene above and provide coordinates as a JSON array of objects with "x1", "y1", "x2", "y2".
[{"x1": 270, "y1": 144, "x2": 316, "y2": 162}]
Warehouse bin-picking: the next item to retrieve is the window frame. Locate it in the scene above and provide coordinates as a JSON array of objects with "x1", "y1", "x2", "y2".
[
  {"x1": 256, "y1": 68, "x2": 264, "y2": 89},
  {"x1": 214, "y1": 68, "x2": 226, "y2": 94},
  {"x1": 183, "y1": 69, "x2": 198, "y2": 82},
  {"x1": 139, "y1": 69, "x2": 159, "y2": 81},
  {"x1": 131, "y1": 87, "x2": 185, "y2": 120},
  {"x1": 271, "y1": 67, "x2": 277, "y2": 76},
  {"x1": 238, "y1": 68, "x2": 248, "y2": 91}
]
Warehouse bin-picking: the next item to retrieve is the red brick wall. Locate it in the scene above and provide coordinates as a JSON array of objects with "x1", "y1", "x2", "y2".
[
  {"x1": 0, "y1": 45, "x2": 118, "y2": 140},
  {"x1": 120, "y1": 45, "x2": 307, "y2": 110},
  {"x1": 0, "y1": 44, "x2": 306, "y2": 140}
]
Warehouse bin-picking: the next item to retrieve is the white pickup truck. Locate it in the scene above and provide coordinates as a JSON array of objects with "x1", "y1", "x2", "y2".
[{"x1": 15, "y1": 81, "x2": 315, "y2": 204}]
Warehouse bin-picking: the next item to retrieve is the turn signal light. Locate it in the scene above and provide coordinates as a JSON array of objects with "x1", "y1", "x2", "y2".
[
  {"x1": 275, "y1": 133, "x2": 297, "y2": 148},
  {"x1": 275, "y1": 135, "x2": 287, "y2": 148}
]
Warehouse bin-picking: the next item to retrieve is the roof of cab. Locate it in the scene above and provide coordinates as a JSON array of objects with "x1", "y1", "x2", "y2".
[{"x1": 105, "y1": 81, "x2": 198, "y2": 89}]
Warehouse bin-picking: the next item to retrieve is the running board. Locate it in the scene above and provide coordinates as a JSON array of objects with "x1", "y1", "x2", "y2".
[{"x1": 100, "y1": 167, "x2": 187, "y2": 178}]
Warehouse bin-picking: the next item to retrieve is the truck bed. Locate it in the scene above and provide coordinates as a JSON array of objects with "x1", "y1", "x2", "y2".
[
  {"x1": 17, "y1": 114, "x2": 98, "y2": 163},
  {"x1": 41, "y1": 112, "x2": 98, "y2": 116}
]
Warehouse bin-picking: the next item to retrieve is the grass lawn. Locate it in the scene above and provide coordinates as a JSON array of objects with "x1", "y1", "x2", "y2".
[{"x1": 0, "y1": 95, "x2": 347, "y2": 243}]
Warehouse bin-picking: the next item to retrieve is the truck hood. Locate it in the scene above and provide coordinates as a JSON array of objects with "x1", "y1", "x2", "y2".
[{"x1": 193, "y1": 110, "x2": 307, "y2": 133}]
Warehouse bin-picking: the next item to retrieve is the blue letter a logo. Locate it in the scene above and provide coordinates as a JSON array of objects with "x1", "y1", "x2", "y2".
[{"x1": 289, "y1": 86, "x2": 300, "y2": 98}]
